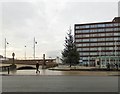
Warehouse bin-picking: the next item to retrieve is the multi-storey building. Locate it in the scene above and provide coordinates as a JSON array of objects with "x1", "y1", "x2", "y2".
[{"x1": 74, "y1": 17, "x2": 120, "y2": 67}]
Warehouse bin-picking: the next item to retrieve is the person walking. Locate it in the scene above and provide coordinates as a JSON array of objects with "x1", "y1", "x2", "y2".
[{"x1": 36, "y1": 61, "x2": 40, "y2": 74}]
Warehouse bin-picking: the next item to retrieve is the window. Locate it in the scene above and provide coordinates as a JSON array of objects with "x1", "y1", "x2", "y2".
[
  {"x1": 83, "y1": 53, "x2": 89, "y2": 55},
  {"x1": 90, "y1": 43, "x2": 98, "y2": 46},
  {"x1": 75, "y1": 39, "x2": 82, "y2": 42},
  {"x1": 108, "y1": 47, "x2": 114, "y2": 50},
  {"x1": 76, "y1": 44, "x2": 82, "y2": 47},
  {"x1": 106, "y1": 33, "x2": 113, "y2": 36},
  {"x1": 98, "y1": 38, "x2": 105, "y2": 41},
  {"x1": 114, "y1": 37, "x2": 119, "y2": 41},
  {"x1": 83, "y1": 43, "x2": 89, "y2": 46},
  {"x1": 98, "y1": 29, "x2": 105, "y2": 32},
  {"x1": 106, "y1": 38, "x2": 114, "y2": 41},
  {"x1": 83, "y1": 48, "x2": 89, "y2": 51},
  {"x1": 90, "y1": 38, "x2": 97, "y2": 42},
  {"x1": 90, "y1": 48, "x2": 97, "y2": 51},
  {"x1": 85, "y1": 25, "x2": 90, "y2": 28},
  {"x1": 98, "y1": 33, "x2": 105, "y2": 37},
  {"x1": 114, "y1": 28, "x2": 119, "y2": 31},
  {"x1": 90, "y1": 29, "x2": 98, "y2": 32},
  {"x1": 90, "y1": 53, "x2": 97, "y2": 55},
  {"x1": 80, "y1": 25, "x2": 90, "y2": 28},
  {"x1": 106, "y1": 23, "x2": 113, "y2": 27},
  {"x1": 82, "y1": 34, "x2": 89, "y2": 38},
  {"x1": 114, "y1": 23, "x2": 119, "y2": 26},
  {"x1": 75, "y1": 26, "x2": 80, "y2": 29},
  {"x1": 106, "y1": 42, "x2": 114, "y2": 46},
  {"x1": 83, "y1": 39, "x2": 89, "y2": 42},
  {"x1": 90, "y1": 25, "x2": 97, "y2": 28},
  {"x1": 114, "y1": 33, "x2": 118, "y2": 36},
  {"x1": 106, "y1": 28, "x2": 113, "y2": 32},
  {"x1": 75, "y1": 30, "x2": 82, "y2": 33},
  {"x1": 77, "y1": 48, "x2": 83, "y2": 51},
  {"x1": 97, "y1": 24, "x2": 105, "y2": 28}
]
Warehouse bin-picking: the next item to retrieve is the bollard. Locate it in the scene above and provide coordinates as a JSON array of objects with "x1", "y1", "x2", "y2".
[{"x1": 8, "y1": 67, "x2": 10, "y2": 74}]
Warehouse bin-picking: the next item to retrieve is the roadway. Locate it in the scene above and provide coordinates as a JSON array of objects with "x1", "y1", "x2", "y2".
[{"x1": 2, "y1": 75, "x2": 118, "y2": 92}]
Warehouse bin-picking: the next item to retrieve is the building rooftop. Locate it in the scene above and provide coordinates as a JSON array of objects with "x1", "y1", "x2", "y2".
[
  {"x1": 112, "y1": 17, "x2": 120, "y2": 22},
  {"x1": 75, "y1": 17, "x2": 120, "y2": 26}
]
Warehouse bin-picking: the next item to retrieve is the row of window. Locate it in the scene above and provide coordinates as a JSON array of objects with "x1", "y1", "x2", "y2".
[
  {"x1": 75, "y1": 23, "x2": 120, "y2": 29},
  {"x1": 80, "y1": 55, "x2": 120, "y2": 61},
  {"x1": 76, "y1": 42, "x2": 118, "y2": 47},
  {"x1": 75, "y1": 37, "x2": 119, "y2": 42},
  {"x1": 75, "y1": 33, "x2": 119, "y2": 38},
  {"x1": 75, "y1": 38, "x2": 118, "y2": 42},
  {"x1": 75, "y1": 28, "x2": 120, "y2": 33},
  {"x1": 77, "y1": 47, "x2": 116, "y2": 51},
  {"x1": 80, "y1": 52, "x2": 119, "y2": 56},
  {"x1": 76, "y1": 42, "x2": 119, "y2": 47}
]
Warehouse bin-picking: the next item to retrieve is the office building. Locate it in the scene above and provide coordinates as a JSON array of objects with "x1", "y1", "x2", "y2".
[{"x1": 74, "y1": 17, "x2": 120, "y2": 67}]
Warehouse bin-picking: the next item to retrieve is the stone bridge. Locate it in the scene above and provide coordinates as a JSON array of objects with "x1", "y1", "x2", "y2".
[{"x1": 16, "y1": 64, "x2": 36, "y2": 70}]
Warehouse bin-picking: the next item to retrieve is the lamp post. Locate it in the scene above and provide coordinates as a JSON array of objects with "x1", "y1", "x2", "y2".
[
  {"x1": 24, "y1": 45, "x2": 26, "y2": 60},
  {"x1": 33, "y1": 37, "x2": 37, "y2": 59},
  {"x1": 4, "y1": 38, "x2": 9, "y2": 60},
  {"x1": 12, "y1": 52, "x2": 15, "y2": 65},
  {"x1": 115, "y1": 41, "x2": 117, "y2": 64},
  {"x1": 99, "y1": 47, "x2": 102, "y2": 68}
]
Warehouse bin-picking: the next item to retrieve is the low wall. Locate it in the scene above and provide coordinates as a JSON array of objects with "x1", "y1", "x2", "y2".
[{"x1": 2, "y1": 59, "x2": 58, "y2": 68}]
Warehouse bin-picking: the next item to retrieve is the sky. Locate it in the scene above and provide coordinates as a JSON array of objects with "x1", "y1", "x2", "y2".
[{"x1": 0, "y1": 0, "x2": 119, "y2": 59}]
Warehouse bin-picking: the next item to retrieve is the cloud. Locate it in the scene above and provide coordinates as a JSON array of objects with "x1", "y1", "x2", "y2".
[{"x1": 0, "y1": 0, "x2": 118, "y2": 59}]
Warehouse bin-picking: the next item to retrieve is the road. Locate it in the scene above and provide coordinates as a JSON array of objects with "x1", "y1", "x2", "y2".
[{"x1": 2, "y1": 75, "x2": 118, "y2": 92}]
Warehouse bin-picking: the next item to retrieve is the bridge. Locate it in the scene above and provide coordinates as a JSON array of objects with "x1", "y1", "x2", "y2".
[
  {"x1": 1, "y1": 58, "x2": 58, "y2": 71},
  {"x1": 0, "y1": 64, "x2": 36, "y2": 71},
  {"x1": 16, "y1": 64, "x2": 36, "y2": 70}
]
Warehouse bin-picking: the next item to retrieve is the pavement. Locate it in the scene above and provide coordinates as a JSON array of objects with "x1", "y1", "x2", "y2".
[
  {"x1": 1, "y1": 65, "x2": 119, "y2": 93},
  {"x1": 1, "y1": 69, "x2": 119, "y2": 76},
  {"x1": 2, "y1": 75, "x2": 119, "y2": 92}
]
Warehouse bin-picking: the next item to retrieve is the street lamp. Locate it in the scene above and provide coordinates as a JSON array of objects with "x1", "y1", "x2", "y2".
[
  {"x1": 24, "y1": 45, "x2": 26, "y2": 60},
  {"x1": 115, "y1": 41, "x2": 117, "y2": 57},
  {"x1": 33, "y1": 37, "x2": 37, "y2": 59},
  {"x1": 5, "y1": 38, "x2": 9, "y2": 60},
  {"x1": 99, "y1": 47, "x2": 102, "y2": 68},
  {"x1": 115, "y1": 41, "x2": 117, "y2": 64}
]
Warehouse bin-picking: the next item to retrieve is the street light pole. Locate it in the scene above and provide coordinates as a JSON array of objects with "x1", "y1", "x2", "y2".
[
  {"x1": 25, "y1": 45, "x2": 26, "y2": 60},
  {"x1": 115, "y1": 41, "x2": 117, "y2": 64},
  {"x1": 4, "y1": 38, "x2": 9, "y2": 60},
  {"x1": 5, "y1": 38, "x2": 6, "y2": 60},
  {"x1": 33, "y1": 37, "x2": 37, "y2": 59},
  {"x1": 99, "y1": 47, "x2": 102, "y2": 68},
  {"x1": 115, "y1": 41, "x2": 117, "y2": 57}
]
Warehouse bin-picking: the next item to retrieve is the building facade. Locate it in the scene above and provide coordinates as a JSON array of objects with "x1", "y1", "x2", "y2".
[{"x1": 74, "y1": 17, "x2": 120, "y2": 67}]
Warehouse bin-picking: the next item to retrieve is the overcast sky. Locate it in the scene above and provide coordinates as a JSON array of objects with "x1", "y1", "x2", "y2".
[{"x1": 0, "y1": 0, "x2": 119, "y2": 59}]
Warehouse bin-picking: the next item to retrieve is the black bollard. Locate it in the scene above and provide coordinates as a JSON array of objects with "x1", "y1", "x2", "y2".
[{"x1": 8, "y1": 67, "x2": 9, "y2": 74}]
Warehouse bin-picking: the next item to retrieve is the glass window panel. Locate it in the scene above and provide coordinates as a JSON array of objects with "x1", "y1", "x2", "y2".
[
  {"x1": 114, "y1": 23, "x2": 119, "y2": 26},
  {"x1": 106, "y1": 23, "x2": 113, "y2": 27}
]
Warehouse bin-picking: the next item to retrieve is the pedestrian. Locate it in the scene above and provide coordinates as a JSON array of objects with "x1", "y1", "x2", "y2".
[
  {"x1": 107, "y1": 63, "x2": 110, "y2": 71},
  {"x1": 115, "y1": 63, "x2": 118, "y2": 70},
  {"x1": 36, "y1": 61, "x2": 40, "y2": 74}
]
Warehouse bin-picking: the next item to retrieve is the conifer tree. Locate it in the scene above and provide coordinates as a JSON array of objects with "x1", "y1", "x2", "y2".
[{"x1": 62, "y1": 27, "x2": 79, "y2": 67}]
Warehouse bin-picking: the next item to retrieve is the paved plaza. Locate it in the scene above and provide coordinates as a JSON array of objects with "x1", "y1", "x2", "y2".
[{"x1": 2, "y1": 75, "x2": 118, "y2": 92}]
